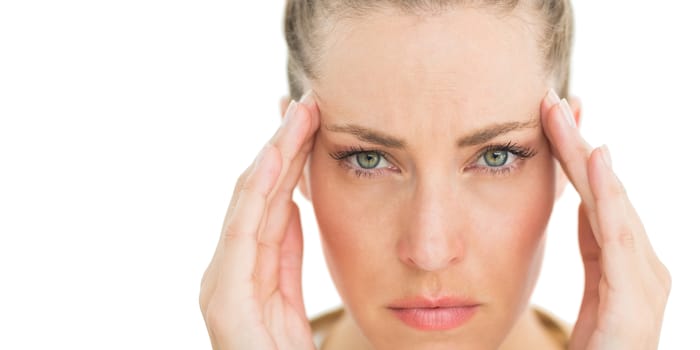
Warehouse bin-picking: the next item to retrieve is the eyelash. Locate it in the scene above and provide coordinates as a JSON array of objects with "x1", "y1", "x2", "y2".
[
  {"x1": 328, "y1": 142, "x2": 538, "y2": 179},
  {"x1": 329, "y1": 146, "x2": 395, "y2": 178},
  {"x1": 468, "y1": 141, "x2": 538, "y2": 176}
]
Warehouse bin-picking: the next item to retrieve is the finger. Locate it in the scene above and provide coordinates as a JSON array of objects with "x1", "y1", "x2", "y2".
[
  {"x1": 254, "y1": 149, "x2": 310, "y2": 294},
  {"x1": 223, "y1": 163, "x2": 254, "y2": 231},
  {"x1": 540, "y1": 89, "x2": 600, "y2": 235},
  {"x1": 257, "y1": 91, "x2": 319, "y2": 249},
  {"x1": 200, "y1": 146, "x2": 275, "y2": 311},
  {"x1": 271, "y1": 91, "x2": 320, "y2": 200},
  {"x1": 254, "y1": 93, "x2": 319, "y2": 296},
  {"x1": 226, "y1": 90, "x2": 318, "y2": 217},
  {"x1": 539, "y1": 88, "x2": 560, "y2": 124},
  {"x1": 589, "y1": 146, "x2": 671, "y2": 347},
  {"x1": 278, "y1": 202, "x2": 306, "y2": 316},
  {"x1": 541, "y1": 89, "x2": 594, "y2": 206},
  {"x1": 258, "y1": 135, "x2": 315, "y2": 249},
  {"x1": 588, "y1": 146, "x2": 644, "y2": 288},
  {"x1": 569, "y1": 202, "x2": 601, "y2": 350},
  {"x1": 220, "y1": 144, "x2": 282, "y2": 292}
]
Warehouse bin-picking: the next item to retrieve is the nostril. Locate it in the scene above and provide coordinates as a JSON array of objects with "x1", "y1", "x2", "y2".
[
  {"x1": 405, "y1": 252, "x2": 461, "y2": 272},
  {"x1": 400, "y1": 237, "x2": 465, "y2": 272}
]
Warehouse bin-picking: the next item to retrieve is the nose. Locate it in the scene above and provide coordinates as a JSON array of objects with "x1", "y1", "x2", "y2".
[{"x1": 398, "y1": 179, "x2": 465, "y2": 272}]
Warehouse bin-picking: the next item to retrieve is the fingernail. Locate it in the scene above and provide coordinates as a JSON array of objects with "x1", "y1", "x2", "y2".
[
  {"x1": 546, "y1": 88, "x2": 561, "y2": 106},
  {"x1": 282, "y1": 100, "x2": 298, "y2": 128},
  {"x1": 560, "y1": 99, "x2": 577, "y2": 128},
  {"x1": 601, "y1": 145, "x2": 613, "y2": 170},
  {"x1": 299, "y1": 90, "x2": 314, "y2": 106}
]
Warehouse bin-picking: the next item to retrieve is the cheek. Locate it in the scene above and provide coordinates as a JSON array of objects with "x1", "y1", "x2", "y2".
[
  {"x1": 468, "y1": 151, "x2": 557, "y2": 304},
  {"x1": 307, "y1": 142, "x2": 557, "y2": 310},
  {"x1": 307, "y1": 147, "x2": 398, "y2": 302}
]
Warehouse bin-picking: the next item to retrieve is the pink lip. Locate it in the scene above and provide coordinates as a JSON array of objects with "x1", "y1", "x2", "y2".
[{"x1": 387, "y1": 297, "x2": 480, "y2": 331}]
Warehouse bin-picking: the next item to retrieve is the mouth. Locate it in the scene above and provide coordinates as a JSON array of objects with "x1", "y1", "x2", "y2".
[{"x1": 387, "y1": 296, "x2": 481, "y2": 331}]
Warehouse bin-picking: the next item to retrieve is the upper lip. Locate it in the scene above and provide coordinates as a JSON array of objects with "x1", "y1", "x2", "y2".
[{"x1": 387, "y1": 296, "x2": 480, "y2": 309}]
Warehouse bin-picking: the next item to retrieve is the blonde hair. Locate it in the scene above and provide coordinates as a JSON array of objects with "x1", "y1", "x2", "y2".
[{"x1": 283, "y1": 0, "x2": 574, "y2": 100}]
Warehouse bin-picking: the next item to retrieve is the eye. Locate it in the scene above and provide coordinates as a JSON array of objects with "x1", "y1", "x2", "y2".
[
  {"x1": 468, "y1": 142, "x2": 537, "y2": 176},
  {"x1": 351, "y1": 151, "x2": 388, "y2": 169},
  {"x1": 329, "y1": 147, "x2": 397, "y2": 178},
  {"x1": 481, "y1": 149, "x2": 512, "y2": 167}
]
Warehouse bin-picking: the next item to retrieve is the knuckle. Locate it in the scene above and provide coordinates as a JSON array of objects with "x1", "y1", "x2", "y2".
[
  {"x1": 238, "y1": 179, "x2": 268, "y2": 203},
  {"x1": 202, "y1": 292, "x2": 231, "y2": 329},
  {"x1": 204, "y1": 306, "x2": 224, "y2": 330},
  {"x1": 239, "y1": 178, "x2": 256, "y2": 193},
  {"x1": 604, "y1": 226, "x2": 636, "y2": 249},
  {"x1": 222, "y1": 224, "x2": 243, "y2": 243},
  {"x1": 200, "y1": 265, "x2": 210, "y2": 289},
  {"x1": 199, "y1": 282, "x2": 214, "y2": 316},
  {"x1": 199, "y1": 290, "x2": 209, "y2": 315},
  {"x1": 235, "y1": 166, "x2": 253, "y2": 192},
  {"x1": 199, "y1": 272, "x2": 218, "y2": 313},
  {"x1": 659, "y1": 262, "x2": 672, "y2": 297}
]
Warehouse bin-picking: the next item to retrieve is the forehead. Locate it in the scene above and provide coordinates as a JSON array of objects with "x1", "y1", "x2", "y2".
[{"x1": 313, "y1": 5, "x2": 547, "y2": 134}]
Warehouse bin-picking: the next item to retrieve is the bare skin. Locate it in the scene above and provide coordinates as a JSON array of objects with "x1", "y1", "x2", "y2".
[
  {"x1": 199, "y1": 6, "x2": 670, "y2": 350},
  {"x1": 541, "y1": 92, "x2": 671, "y2": 350},
  {"x1": 198, "y1": 89, "x2": 670, "y2": 349},
  {"x1": 199, "y1": 92, "x2": 320, "y2": 350}
]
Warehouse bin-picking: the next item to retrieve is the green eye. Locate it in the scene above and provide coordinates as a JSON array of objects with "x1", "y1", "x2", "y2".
[
  {"x1": 483, "y1": 150, "x2": 509, "y2": 167},
  {"x1": 356, "y1": 151, "x2": 381, "y2": 169}
]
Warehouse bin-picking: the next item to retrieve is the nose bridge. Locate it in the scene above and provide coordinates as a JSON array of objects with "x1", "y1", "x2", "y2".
[{"x1": 399, "y1": 169, "x2": 465, "y2": 271}]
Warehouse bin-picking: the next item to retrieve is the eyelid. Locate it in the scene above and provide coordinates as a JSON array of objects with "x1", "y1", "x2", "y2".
[
  {"x1": 329, "y1": 142, "x2": 537, "y2": 178},
  {"x1": 347, "y1": 150, "x2": 391, "y2": 170},
  {"x1": 329, "y1": 146, "x2": 400, "y2": 178},
  {"x1": 464, "y1": 142, "x2": 537, "y2": 175},
  {"x1": 329, "y1": 147, "x2": 391, "y2": 163}
]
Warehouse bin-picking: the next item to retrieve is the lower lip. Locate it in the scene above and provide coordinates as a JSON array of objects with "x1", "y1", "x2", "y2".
[{"x1": 389, "y1": 306, "x2": 479, "y2": 331}]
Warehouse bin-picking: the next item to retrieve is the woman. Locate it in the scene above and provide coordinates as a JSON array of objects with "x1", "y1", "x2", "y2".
[{"x1": 199, "y1": 0, "x2": 671, "y2": 349}]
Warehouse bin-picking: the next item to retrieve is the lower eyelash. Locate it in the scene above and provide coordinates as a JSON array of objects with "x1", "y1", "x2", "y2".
[
  {"x1": 330, "y1": 143, "x2": 536, "y2": 179},
  {"x1": 467, "y1": 143, "x2": 537, "y2": 176},
  {"x1": 471, "y1": 161, "x2": 520, "y2": 176},
  {"x1": 336, "y1": 159, "x2": 386, "y2": 178},
  {"x1": 352, "y1": 168, "x2": 383, "y2": 178},
  {"x1": 330, "y1": 147, "x2": 393, "y2": 178}
]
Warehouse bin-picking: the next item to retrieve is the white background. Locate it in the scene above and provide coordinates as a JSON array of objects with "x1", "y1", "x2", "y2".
[{"x1": 1, "y1": 1, "x2": 698, "y2": 349}]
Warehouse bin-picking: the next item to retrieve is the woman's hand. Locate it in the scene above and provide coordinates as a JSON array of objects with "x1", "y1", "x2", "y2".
[
  {"x1": 199, "y1": 91, "x2": 320, "y2": 350},
  {"x1": 540, "y1": 90, "x2": 671, "y2": 350}
]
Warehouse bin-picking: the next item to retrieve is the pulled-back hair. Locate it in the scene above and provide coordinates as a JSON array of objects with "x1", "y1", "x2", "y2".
[{"x1": 283, "y1": 0, "x2": 574, "y2": 100}]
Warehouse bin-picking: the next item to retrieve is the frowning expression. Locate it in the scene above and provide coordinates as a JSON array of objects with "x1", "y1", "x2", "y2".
[{"x1": 305, "y1": 5, "x2": 558, "y2": 349}]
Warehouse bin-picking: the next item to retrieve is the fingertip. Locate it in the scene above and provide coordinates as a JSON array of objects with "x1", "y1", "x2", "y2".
[
  {"x1": 298, "y1": 90, "x2": 318, "y2": 117},
  {"x1": 590, "y1": 145, "x2": 612, "y2": 176},
  {"x1": 545, "y1": 88, "x2": 561, "y2": 109},
  {"x1": 560, "y1": 99, "x2": 577, "y2": 128},
  {"x1": 298, "y1": 90, "x2": 321, "y2": 133},
  {"x1": 540, "y1": 88, "x2": 561, "y2": 121}
]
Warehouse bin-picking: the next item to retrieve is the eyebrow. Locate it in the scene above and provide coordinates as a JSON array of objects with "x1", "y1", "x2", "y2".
[
  {"x1": 324, "y1": 123, "x2": 406, "y2": 148},
  {"x1": 324, "y1": 118, "x2": 539, "y2": 149},
  {"x1": 457, "y1": 119, "x2": 539, "y2": 147}
]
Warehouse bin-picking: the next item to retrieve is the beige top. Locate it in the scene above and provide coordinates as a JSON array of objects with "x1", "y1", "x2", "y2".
[{"x1": 311, "y1": 306, "x2": 570, "y2": 349}]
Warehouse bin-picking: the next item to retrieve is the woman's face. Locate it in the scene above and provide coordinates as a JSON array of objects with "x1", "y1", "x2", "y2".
[{"x1": 305, "y1": 5, "x2": 558, "y2": 349}]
